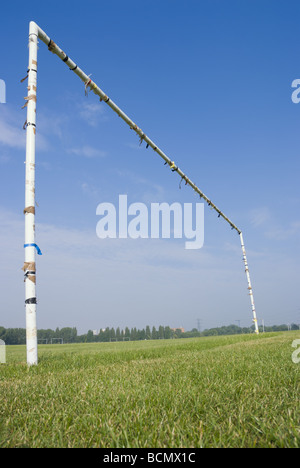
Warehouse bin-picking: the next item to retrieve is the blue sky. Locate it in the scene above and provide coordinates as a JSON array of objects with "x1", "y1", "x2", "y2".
[{"x1": 1, "y1": 0, "x2": 300, "y2": 333}]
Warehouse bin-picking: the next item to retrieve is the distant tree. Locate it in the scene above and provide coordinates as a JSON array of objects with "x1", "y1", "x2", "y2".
[
  {"x1": 151, "y1": 326, "x2": 158, "y2": 340},
  {"x1": 145, "y1": 325, "x2": 151, "y2": 340},
  {"x1": 102, "y1": 327, "x2": 110, "y2": 342},
  {"x1": 182, "y1": 328, "x2": 200, "y2": 338},
  {"x1": 3, "y1": 328, "x2": 22, "y2": 345},
  {"x1": 59, "y1": 327, "x2": 78, "y2": 343},
  {"x1": 38, "y1": 328, "x2": 55, "y2": 342},
  {"x1": 86, "y1": 330, "x2": 94, "y2": 342},
  {"x1": 174, "y1": 328, "x2": 183, "y2": 338},
  {"x1": 110, "y1": 328, "x2": 116, "y2": 341},
  {"x1": 72, "y1": 327, "x2": 78, "y2": 342},
  {"x1": 131, "y1": 327, "x2": 137, "y2": 341}
]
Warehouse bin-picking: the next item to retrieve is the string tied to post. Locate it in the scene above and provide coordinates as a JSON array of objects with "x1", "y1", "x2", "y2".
[
  {"x1": 21, "y1": 94, "x2": 37, "y2": 109},
  {"x1": 139, "y1": 133, "x2": 146, "y2": 146},
  {"x1": 84, "y1": 75, "x2": 92, "y2": 96},
  {"x1": 20, "y1": 71, "x2": 29, "y2": 83}
]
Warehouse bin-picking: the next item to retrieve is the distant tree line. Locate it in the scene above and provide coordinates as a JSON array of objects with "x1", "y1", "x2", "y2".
[
  {"x1": 0, "y1": 325, "x2": 180, "y2": 345},
  {"x1": 200, "y1": 323, "x2": 299, "y2": 336},
  {"x1": 0, "y1": 323, "x2": 299, "y2": 345}
]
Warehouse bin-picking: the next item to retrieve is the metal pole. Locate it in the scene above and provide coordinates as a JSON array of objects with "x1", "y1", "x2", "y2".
[
  {"x1": 23, "y1": 21, "x2": 39, "y2": 365},
  {"x1": 240, "y1": 232, "x2": 259, "y2": 334},
  {"x1": 27, "y1": 22, "x2": 259, "y2": 339}
]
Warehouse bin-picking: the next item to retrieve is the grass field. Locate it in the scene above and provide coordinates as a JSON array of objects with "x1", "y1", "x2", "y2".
[{"x1": 0, "y1": 332, "x2": 299, "y2": 448}]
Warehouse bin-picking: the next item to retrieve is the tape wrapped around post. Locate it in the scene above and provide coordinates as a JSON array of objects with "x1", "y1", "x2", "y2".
[
  {"x1": 23, "y1": 206, "x2": 35, "y2": 215},
  {"x1": 22, "y1": 261, "x2": 36, "y2": 272},
  {"x1": 24, "y1": 243, "x2": 42, "y2": 255},
  {"x1": 27, "y1": 275, "x2": 36, "y2": 284},
  {"x1": 25, "y1": 297, "x2": 37, "y2": 304}
]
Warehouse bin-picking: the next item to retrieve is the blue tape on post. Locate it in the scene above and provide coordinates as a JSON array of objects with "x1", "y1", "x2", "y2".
[{"x1": 24, "y1": 243, "x2": 43, "y2": 255}]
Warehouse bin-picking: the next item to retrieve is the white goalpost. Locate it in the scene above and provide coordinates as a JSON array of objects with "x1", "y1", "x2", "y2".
[
  {"x1": 50, "y1": 338, "x2": 63, "y2": 345},
  {"x1": 22, "y1": 21, "x2": 259, "y2": 365}
]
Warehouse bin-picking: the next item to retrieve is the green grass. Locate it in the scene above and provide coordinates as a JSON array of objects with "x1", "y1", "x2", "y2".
[{"x1": 0, "y1": 332, "x2": 299, "y2": 448}]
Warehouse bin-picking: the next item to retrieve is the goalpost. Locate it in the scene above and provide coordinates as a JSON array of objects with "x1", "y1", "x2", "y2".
[
  {"x1": 22, "y1": 21, "x2": 259, "y2": 365},
  {"x1": 50, "y1": 338, "x2": 63, "y2": 345},
  {"x1": 37, "y1": 339, "x2": 48, "y2": 344}
]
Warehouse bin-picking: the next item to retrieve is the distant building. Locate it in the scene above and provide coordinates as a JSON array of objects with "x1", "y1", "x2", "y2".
[
  {"x1": 92, "y1": 328, "x2": 106, "y2": 336},
  {"x1": 171, "y1": 327, "x2": 185, "y2": 333}
]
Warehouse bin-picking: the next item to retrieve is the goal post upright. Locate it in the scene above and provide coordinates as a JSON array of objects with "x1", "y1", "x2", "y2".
[
  {"x1": 23, "y1": 21, "x2": 39, "y2": 366},
  {"x1": 239, "y1": 232, "x2": 259, "y2": 334},
  {"x1": 23, "y1": 21, "x2": 259, "y2": 364}
]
